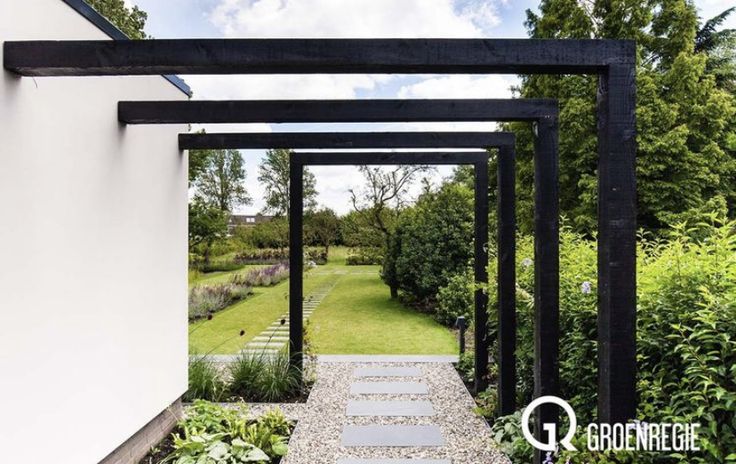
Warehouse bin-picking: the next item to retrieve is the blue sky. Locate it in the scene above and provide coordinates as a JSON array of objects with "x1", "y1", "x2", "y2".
[{"x1": 124, "y1": 0, "x2": 735, "y2": 215}]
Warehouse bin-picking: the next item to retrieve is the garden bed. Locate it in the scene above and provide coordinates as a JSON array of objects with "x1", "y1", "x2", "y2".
[{"x1": 139, "y1": 401, "x2": 296, "y2": 464}]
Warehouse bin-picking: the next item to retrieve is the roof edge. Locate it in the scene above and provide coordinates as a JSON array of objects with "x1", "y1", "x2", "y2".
[{"x1": 60, "y1": 0, "x2": 192, "y2": 97}]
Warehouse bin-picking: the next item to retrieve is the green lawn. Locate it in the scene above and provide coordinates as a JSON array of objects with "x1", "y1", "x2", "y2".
[
  {"x1": 189, "y1": 270, "x2": 338, "y2": 354},
  {"x1": 189, "y1": 247, "x2": 457, "y2": 355},
  {"x1": 309, "y1": 267, "x2": 457, "y2": 354}
]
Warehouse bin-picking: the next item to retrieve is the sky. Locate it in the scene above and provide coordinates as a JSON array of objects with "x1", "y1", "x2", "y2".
[{"x1": 124, "y1": 0, "x2": 736, "y2": 215}]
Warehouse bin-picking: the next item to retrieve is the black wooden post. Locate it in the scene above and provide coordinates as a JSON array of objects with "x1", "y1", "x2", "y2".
[
  {"x1": 497, "y1": 144, "x2": 516, "y2": 415},
  {"x1": 288, "y1": 156, "x2": 304, "y2": 374},
  {"x1": 597, "y1": 64, "x2": 637, "y2": 424},
  {"x1": 474, "y1": 156, "x2": 490, "y2": 393},
  {"x1": 533, "y1": 116, "x2": 560, "y2": 462}
]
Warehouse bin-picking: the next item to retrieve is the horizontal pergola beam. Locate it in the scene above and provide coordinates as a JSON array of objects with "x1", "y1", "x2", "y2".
[
  {"x1": 118, "y1": 99, "x2": 557, "y2": 124},
  {"x1": 292, "y1": 151, "x2": 488, "y2": 165},
  {"x1": 178, "y1": 131, "x2": 514, "y2": 150},
  {"x1": 4, "y1": 39, "x2": 634, "y2": 76}
]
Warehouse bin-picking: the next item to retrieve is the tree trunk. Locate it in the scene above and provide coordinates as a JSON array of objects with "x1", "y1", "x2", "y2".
[{"x1": 390, "y1": 285, "x2": 398, "y2": 299}]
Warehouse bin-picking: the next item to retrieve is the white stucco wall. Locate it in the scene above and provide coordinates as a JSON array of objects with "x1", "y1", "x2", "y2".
[{"x1": 0, "y1": 1, "x2": 189, "y2": 463}]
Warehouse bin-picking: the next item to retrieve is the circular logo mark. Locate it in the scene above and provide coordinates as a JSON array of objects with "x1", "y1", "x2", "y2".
[{"x1": 521, "y1": 395, "x2": 578, "y2": 452}]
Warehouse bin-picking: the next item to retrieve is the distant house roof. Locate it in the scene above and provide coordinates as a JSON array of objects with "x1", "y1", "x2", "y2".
[{"x1": 61, "y1": 0, "x2": 191, "y2": 97}]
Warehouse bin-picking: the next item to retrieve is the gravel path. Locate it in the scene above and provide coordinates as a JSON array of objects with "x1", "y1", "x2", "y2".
[{"x1": 282, "y1": 359, "x2": 510, "y2": 464}]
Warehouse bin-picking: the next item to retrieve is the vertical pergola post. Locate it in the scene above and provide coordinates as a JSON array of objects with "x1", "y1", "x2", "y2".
[
  {"x1": 533, "y1": 116, "x2": 560, "y2": 456},
  {"x1": 288, "y1": 158, "x2": 304, "y2": 374},
  {"x1": 496, "y1": 144, "x2": 516, "y2": 415},
  {"x1": 473, "y1": 155, "x2": 490, "y2": 393},
  {"x1": 597, "y1": 64, "x2": 637, "y2": 424}
]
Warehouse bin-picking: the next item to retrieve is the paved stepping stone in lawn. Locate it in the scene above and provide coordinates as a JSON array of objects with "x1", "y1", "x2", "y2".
[
  {"x1": 350, "y1": 381, "x2": 429, "y2": 395},
  {"x1": 341, "y1": 425, "x2": 445, "y2": 447},
  {"x1": 353, "y1": 366, "x2": 422, "y2": 377},
  {"x1": 241, "y1": 278, "x2": 339, "y2": 354},
  {"x1": 346, "y1": 400, "x2": 435, "y2": 416}
]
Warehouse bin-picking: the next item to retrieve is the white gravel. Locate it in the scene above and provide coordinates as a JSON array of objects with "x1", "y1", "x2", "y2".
[{"x1": 281, "y1": 360, "x2": 510, "y2": 464}]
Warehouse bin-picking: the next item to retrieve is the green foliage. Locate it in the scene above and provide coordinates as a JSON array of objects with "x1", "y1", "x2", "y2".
[
  {"x1": 188, "y1": 282, "x2": 252, "y2": 320},
  {"x1": 508, "y1": 0, "x2": 736, "y2": 234},
  {"x1": 345, "y1": 247, "x2": 384, "y2": 265},
  {"x1": 84, "y1": 0, "x2": 149, "y2": 39},
  {"x1": 189, "y1": 200, "x2": 229, "y2": 258},
  {"x1": 247, "y1": 218, "x2": 289, "y2": 250},
  {"x1": 228, "y1": 351, "x2": 302, "y2": 403},
  {"x1": 194, "y1": 149, "x2": 251, "y2": 212},
  {"x1": 436, "y1": 269, "x2": 474, "y2": 327},
  {"x1": 186, "y1": 356, "x2": 228, "y2": 402},
  {"x1": 304, "y1": 208, "x2": 340, "y2": 253},
  {"x1": 490, "y1": 218, "x2": 736, "y2": 464},
  {"x1": 258, "y1": 149, "x2": 317, "y2": 216},
  {"x1": 386, "y1": 182, "x2": 474, "y2": 307},
  {"x1": 163, "y1": 401, "x2": 292, "y2": 464},
  {"x1": 339, "y1": 210, "x2": 385, "y2": 248}
]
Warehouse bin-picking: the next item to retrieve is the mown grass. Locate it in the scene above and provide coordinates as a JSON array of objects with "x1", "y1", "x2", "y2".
[
  {"x1": 308, "y1": 266, "x2": 458, "y2": 354},
  {"x1": 189, "y1": 246, "x2": 457, "y2": 355}
]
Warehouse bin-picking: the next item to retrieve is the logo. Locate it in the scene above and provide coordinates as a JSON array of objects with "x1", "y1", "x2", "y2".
[
  {"x1": 520, "y1": 396, "x2": 701, "y2": 453},
  {"x1": 521, "y1": 396, "x2": 577, "y2": 452}
]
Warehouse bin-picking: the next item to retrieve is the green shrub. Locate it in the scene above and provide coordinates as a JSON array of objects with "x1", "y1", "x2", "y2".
[
  {"x1": 228, "y1": 351, "x2": 301, "y2": 402},
  {"x1": 186, "y1": 356, "x2": 227, "y2": 402},
  {"x1": 436, "y1": 269, "x2": 474, "y2": 326},
  {"x1": 490, "y1": 218, "x2": 736, "y2": 464},
  {"x1": 188, "y1": 283, "x2": 253, "y2": 320},
  {"x1": 346, "y1": 247, "x2": 384, "y2": 265},
  {"x1": 390, "y1": 183, "x2": 474, "y2": 303},
  {"x1": 162, "y1": 401, "x2": 292, "y2": 464}
]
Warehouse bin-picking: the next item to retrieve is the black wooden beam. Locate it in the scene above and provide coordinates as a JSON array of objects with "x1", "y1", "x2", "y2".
[
  {"x1": 288, "y1": 159, "x2": 304, "y2": 375},
  {"x1": 118, "y1": 99, "x2": 557, "y2": 124},
  {"x1": 597, "y1": 64, "x2": 637, "y2": 424},
  {"x1": 532, "y1": 116, "x2": 560, "y2": 463},
  {"x1": 178, "y1": 132, "x2": 515, "y2": 150},
  {"x1": 4, "y1": 39, "x2": 635, "y2": 76},
  {"x1": 474, "y1": 156, "x2": 491, "y2": 393},
  {"x1": 292, "y1": 151, "x2": 489, "y2": 165},
  {"x1": 497, "y1": 143, "x2": 516, "y2": 415}
]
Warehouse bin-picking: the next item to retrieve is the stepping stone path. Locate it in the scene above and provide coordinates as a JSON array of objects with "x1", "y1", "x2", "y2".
[
  {"x1": 282, "y1": 357, "x2": 509, "y2": 464},
  {"x1": 241, "y1": 279, "x2": 339, "y2": 355}
]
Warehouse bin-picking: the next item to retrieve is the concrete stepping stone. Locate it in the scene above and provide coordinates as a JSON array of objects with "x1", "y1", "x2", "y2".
[
  {"x1": 341, "y1": 425, "x2": 444, "y2": 447},
  {"x1": 252, "y1": 336, "x2": 289, "y2": 341},
  {"x1": 346, "y1": 400, "x2": 435, "y2": 416},
  {"x1": 337, "y1": 460, "x2": 450, "y2": 464},
  {"x1": 354, "y1": 367, "x2": 422, "y2": 377},
  {"x1": 350, "y1": 382, "x2": 429, "y2": 395}
]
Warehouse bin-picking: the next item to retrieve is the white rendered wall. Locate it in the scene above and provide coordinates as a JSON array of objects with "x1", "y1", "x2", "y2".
[{"x1": 0, "y1": 1, "x2": 189, "y2": 463}]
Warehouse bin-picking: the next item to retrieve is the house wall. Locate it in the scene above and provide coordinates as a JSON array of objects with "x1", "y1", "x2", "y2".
[{"x1": 0, "y1": 1, "x2": 189, "y2": 463}]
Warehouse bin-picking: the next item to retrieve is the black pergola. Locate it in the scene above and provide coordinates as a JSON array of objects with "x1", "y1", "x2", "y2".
[
  {"x1": 4, "y1": 38, "x2": 637, "y2": 428},
  {"x1": 176, "y1": 130, "x2": 514, "y2": 395},
  {"x1": 117, "y1": 97, "x2": 558, "y2": 426}
]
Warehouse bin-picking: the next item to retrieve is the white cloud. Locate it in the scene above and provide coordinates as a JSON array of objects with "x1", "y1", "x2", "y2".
[
  {"x1": 397, "y1": 74, "x2": 517, "y2": 99},
  {"x1": 208, "y1": 0, "x2": 490, "y2": 38},
  {"x1": 184, "y1": 74, "x2": 391, "y2": 100}
]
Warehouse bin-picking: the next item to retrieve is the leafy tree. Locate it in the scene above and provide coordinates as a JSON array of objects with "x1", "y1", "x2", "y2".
[
  {"x1": 193, "y1": 149, "x2": 251, "y2": 212},
  {"x1": 339, "y1": 210, "x2": 384, "y2": 248},
  {"x1": 387, "y1": 182, "x2": 475, "y2": 307},
  {"x1": 249, "y1": 218, "x2": 289, "y2": 249},
  {"x1": 188, "y1": 200, "x2": 229, "y2": 264},
  {"x1": 505, "y1": 0, "x2": 736, "y2": 234},
  {"x1": 258, "y1": 149, "x2": 317, "y2": 217},
  {"x1": 695, "y1": 7, "x2": 736, "y2": 91},
  {"x1": 350, "y1": 165, "x2": 433, "y2": 297},
  {"x1": 85, "y1": 0, "x2": 149, "y2": 39},
  {"x1": 304, "y1": 208, "x2": 340, "y2": 254}
]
